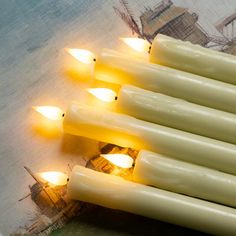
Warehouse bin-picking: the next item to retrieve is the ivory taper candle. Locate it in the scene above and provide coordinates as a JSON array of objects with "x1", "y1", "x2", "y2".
[
  {"x1": 133, "y1": 150, "x2": 236, "y2": 208},
  {"x1": 116, "y1": 85, "x2": 236, "y2": 144},
  {"x1": 149, "y1": 34, "x2": 236, "y2": 85},
  {"x1": 68, "y1": 165, "x2": 236, "y2": 235},
  {"x1": 63, "y1": 102, "x2": 236, "y2": 175},
  {"x1": 93, "y1": 49, "x2": 236, "y2": 114}
]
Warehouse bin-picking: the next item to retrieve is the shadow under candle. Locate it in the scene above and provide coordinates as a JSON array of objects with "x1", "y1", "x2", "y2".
[
  {"x1": 51, "y1": 205, "x2": 208, "y2": 236},
  {"x1": 61, "y1": 134, "x2": 100, "y2": 162}
]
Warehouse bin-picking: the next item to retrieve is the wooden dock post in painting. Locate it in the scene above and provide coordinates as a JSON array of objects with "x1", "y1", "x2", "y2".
[
  {"x1": 115, "y1": 0, "x2": 236, "y2": 55},
  {"x1": 115, "y1": 0, "x2": 209, "y2": 45},
  {"x1": 139, "y1": 0, "x2": 209, "y2": 45},
  {"x1": 215, "y1": 13, "x2": 236, "y2": 55}
]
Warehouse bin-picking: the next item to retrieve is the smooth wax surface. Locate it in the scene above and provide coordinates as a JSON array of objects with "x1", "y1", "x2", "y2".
[
  {"x1": 150, "y1": 34, "x2": 236, "y2": 85},
  {"x1": 117, "y1": 85, "x2": 236, "y2": 144},
  {"x1": 133, "y1": 150, "x2": 236, "y2": 208},
  {"x1": 68, "y1": 165, "x2": 236, "y2": 235},
  {"x1": 95, "y1": 49, "x2": 236, "y2": 114},
  {"x1": 63, "y1": 102, "x2": 236, "y2": 175}
]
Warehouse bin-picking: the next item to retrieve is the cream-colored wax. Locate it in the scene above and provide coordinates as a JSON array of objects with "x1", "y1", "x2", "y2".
[
  {"x1": 117, "y1": 85, "x2": 236, "y2": 144},
  {"x1": 150, "y1": 34, "x2": 236, "y2": 85},
  {"x1": 95, "y1": 49, "x2": 236, "y2": 114},
  {"x1": 63, "y1": 102, "x2": 236, "y2": 175},
  {"x1": 133, "y1": 150, "x2": 236, "y2": 208},
  {"x1": 68, "y1": 165, "x2": 236, "y2": 235}
]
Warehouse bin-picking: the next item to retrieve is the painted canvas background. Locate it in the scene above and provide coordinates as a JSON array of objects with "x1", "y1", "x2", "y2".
[{"x1": 1, "y1": 0, "x2": 236, "y2": 235}]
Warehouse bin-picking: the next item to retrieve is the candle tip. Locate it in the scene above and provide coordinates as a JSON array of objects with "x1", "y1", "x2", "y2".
[
  {"x1": 36, "y1": 171, "x2": 69, "y2": 186},
  {"x1": 120, "y1": 37, "x2": 150, "y2": 53},
  {"x1": 66, "y1": 48, "x2": 95, "y2": 64},
  {"x1": 87, "y1": 88, "x2": 117, "y2": 103},
  {"x1": 101, "y1": 154, "x2": 134, "y2": 168},
  {"x1": 33, "y1": 106, "x2": 64, "y2": 121}
]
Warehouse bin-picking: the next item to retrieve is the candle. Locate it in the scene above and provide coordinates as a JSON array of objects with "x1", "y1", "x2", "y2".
[
  {"x1": 149, "y1": 34, "x2": 236, "y2": 85},
  {"x1": 58, "y1": 102, "x2": 236, "y2": 175},
  {"x1": 67, "y1": 165, "x2": 236, "y2": 235},
  {"x1": 133, "y1": 150, "x2": 236, "y2": 208},
  {"x1": 68, "y1": 48, "x2": 236, "y2": 113},
  {"x1": 114, "y1": 84, "x2": 236, "y2": 144}
]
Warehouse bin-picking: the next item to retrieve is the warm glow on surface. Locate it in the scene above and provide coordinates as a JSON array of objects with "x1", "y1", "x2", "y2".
[
  {"x1": 87, "y1": 88, "x2": 117, "y2": 102},
  {"x1": 33, "y1": 106, "x2": 64, "y2": 121},
  {"x1": 66, "y1": 48, "x2": 95, "y2": 64},
  {"x1": 121, "y1": 38, "x2": 150, "y2": 53},
  {"x1": 37, "y1": 171, "x2": 68, "y2": 186},
  {"x1": 101, "y1": 154, "x2": 133, "y2": 168}
]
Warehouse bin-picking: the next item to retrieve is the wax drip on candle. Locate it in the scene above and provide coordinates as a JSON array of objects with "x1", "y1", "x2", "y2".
[
  {"x1": 100, "y1": 154, "x2": 134, "y2": 168},
  {"x1": 87, "y1": 88, "x2": 117, "y2": 103},
  {"x1": 121, "y1": 38, "x2": 151, "y2": 53}
]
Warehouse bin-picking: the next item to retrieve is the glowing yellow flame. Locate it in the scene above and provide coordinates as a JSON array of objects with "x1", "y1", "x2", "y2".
[
  {"x1": 101, "y1": 154, "x2": 133, "y2": 168},
  {"x1": 33, "y1": 106, "x2": 64, "y2": 121},
  {"x1": 87, "y1": 88, "x2": 117, "y2": 103},
  {"x1": 37, "y1": 171, "x2": 68, "y2": 186},
  {"x1": 121, "y1": 38, "x2": 150, "y2": 53},
  {"x1": 66, "y1": 48, "x2": 95, "y2": 64}
]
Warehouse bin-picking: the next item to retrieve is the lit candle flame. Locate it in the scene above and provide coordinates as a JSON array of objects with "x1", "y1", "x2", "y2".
[
  {"x1": 121, "y1": 38, "x2": 150, "y2": 53},
  {"x1": 66, "y1": 48, "x2": 95, "y2": 64},
  {"x1": 87, "y1": 88, "x2": 117, "y2": 103},
  {"x1": 37, "y1": 171, "x2": 68, "y2": 186},
  {"x1": 33, "y1": 106, "x2": 64, "y2": 121},
  {"x1": 101, "y1": 154, "x2": 133, "y2": 168}
]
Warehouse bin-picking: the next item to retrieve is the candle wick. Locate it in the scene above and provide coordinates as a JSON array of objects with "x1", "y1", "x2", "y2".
[
  {"x1": 148, "y1": 46, "x2": 151, "y2": 54},
  {"x1": 67, "y1": 178, "x2": 70, "y2": 182},
  {"x1": 115, "y1": 96, "x2": 118, "y2": 100},
  {"x1": 62, "y1": 113, "x2": 65, "y2": 118},
  {"x1": 93, "y1": 58, "x2": 96, "y2": 62}
]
